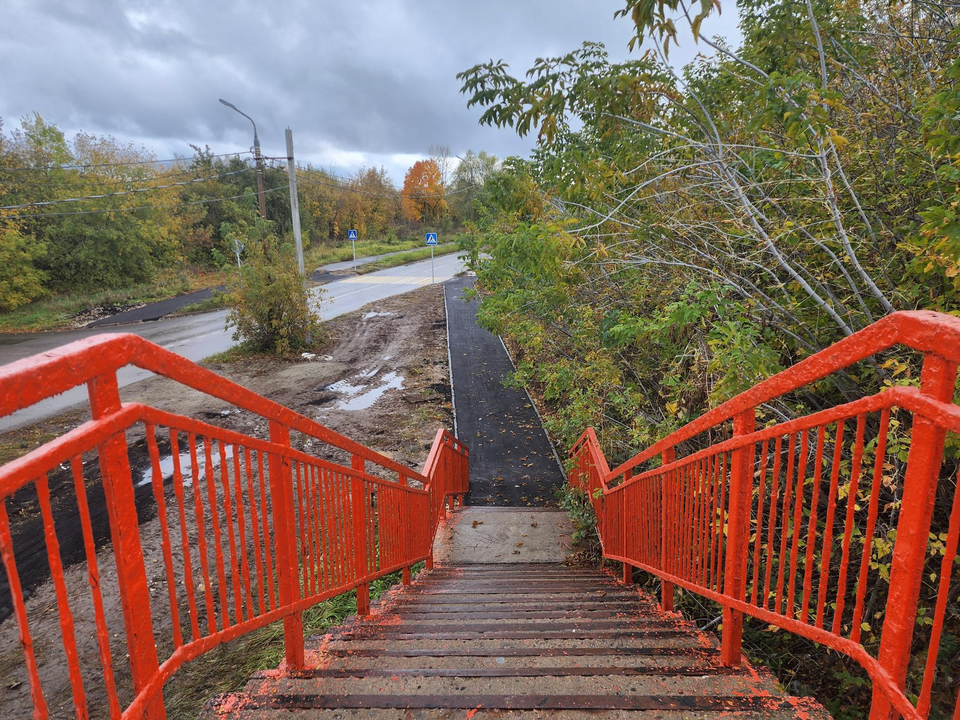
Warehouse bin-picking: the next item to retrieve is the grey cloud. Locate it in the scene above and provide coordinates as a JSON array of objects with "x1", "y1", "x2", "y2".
[{"x1": 2, "y1": 0, "x2": 739, "y2": 180}]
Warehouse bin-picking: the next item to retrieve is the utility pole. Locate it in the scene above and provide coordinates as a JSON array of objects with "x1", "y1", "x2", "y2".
[
  {"x1": 254, "y1": 134, "x2": 267, "y2": 220},
  {"x1": 285, "y1": 128, "x2": 305, "y2": 275},
  {"x1": 285, "y1": 128, "x2": 310, "y2": 344},
  {"x1": 219, "y1": 98, "x2": 267, "y2": 219}
]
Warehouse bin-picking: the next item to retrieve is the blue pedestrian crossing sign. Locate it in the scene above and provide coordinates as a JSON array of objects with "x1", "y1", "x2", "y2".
[
  {"x1": 348, "y1": 229, "x2": 358, "y2": 240},
  {"x1": 425, "y1": 232, "x2": 438, "y2": 246}
]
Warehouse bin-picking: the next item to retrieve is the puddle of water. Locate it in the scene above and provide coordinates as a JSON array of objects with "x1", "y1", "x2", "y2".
[
  {"x1": 335, "y1": 371, "x2": 404, "y2": 411},
  {"x1": 363, "y1": 311, "x2": 396, "y2": 319},
  {"x1": 325, "y1": 379, "x2": 366, "y2": 396},
  {"x1": 138, "y1": 446, "x2": 233, "y2": 487}
]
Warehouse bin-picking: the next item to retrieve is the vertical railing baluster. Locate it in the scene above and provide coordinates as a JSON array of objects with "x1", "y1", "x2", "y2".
[
  {"x1": 400, "y1": 473, "x2": 412, "y2": 585},
  {"x1": 622, "y1": 469, "x2": 632, "y2": 584},
  {"x1": 660, "y1": 447, "x2": 675, "y2": 611},
  {"x1": 87, "y1": 373, "x2": 165, "y2": 720},
  {"x1": 720, "y1": 408, "x2": 756, "y2": 667},
  {"x1": 267, "y1": 421, "x2": 304, "y2": 669},
  {"x1": 870, "y1": 353, "x2": 958, "y2": 720},
  {"x1": 351, "y1": 454, "x2": 370, "y2": 616}
]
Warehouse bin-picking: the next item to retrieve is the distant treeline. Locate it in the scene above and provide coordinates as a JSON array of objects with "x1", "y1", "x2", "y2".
[{"x1": 0, "y1": 115, "x2": 500, "y2": 310}]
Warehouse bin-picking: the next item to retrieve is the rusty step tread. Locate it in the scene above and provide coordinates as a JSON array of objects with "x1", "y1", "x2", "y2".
[
  {"x1": 343, "y1": 620, "x2": 691, "y2": 633},
  {"x1": 413, "y1": 579, "x2": 625, "y2": 584},
  {"x1": 422, "y1": 573, "x2": 603, "y2": 579},
  {"x1": 316, "y1": 646, "x2": 719, "y2": 658},
  {"x1": 388, "y1": 597, "x2": 650, "y2": 607},
  {"x1": 412, "y1": 587, "x2": 629, "y2": 594},
  {"x1": 271, "y1": 665, "x2": 735, "y2": 679},
  {"x1": 231, "y1": 693, "x2": 810, "y2": 712},
  {"x1": 388, "y1": 609, "x2": 643, "y2": 620},
  {"x1": 414, "y1": 587, "x2": 627, "y2": 594},
  {"x1": 436, "y1": 563, "x2": 580, "y2": 567},
  {"x1": 334, "y1": 629, "x2": 692, "y2": 641}
]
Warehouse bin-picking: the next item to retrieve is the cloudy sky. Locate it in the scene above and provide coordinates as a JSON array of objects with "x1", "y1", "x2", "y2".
[{"x1": 2, "y1": 0, "x2": 740, "y2": 183}]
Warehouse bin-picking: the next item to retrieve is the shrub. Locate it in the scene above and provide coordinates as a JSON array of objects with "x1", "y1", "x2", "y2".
[
  {"x1": 225, "y1": 234, "x2": 322, "y2": 354},
  {"x1": 0, "y1": 229, "x2": 46, "y2": 312}
]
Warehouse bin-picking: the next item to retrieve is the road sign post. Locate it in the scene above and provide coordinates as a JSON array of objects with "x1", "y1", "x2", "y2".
[
  {"x1": 348, "y1": 229, "x2": 358, "y2": 271},
  {"x1": 425, "y1": 232, "x2": 438, "y2": 284}
]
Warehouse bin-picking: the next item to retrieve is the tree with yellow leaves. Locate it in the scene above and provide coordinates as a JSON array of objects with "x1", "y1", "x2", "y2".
[{"x1": 401, "y1": 159, "x2": 447, "y2": 223}]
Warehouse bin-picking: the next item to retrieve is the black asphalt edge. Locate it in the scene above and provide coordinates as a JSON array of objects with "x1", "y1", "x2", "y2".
[
  {"x1": 86, "y1": 287, "x2": 220, "y2": 327},
  {"x1": 442, "y1": 283, "x2": 458, "y2": 438},
  {"x1": 497, "y1": 334, "x2": 566, "y2": 477},
  {"x1": 85, "y1": 269, "x2": 343, "y2": 328}
]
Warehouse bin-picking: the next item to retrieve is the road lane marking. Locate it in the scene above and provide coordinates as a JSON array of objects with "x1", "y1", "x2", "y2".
[{"x1": 339, "y1": 276, "x2": 432, "y2": 285}]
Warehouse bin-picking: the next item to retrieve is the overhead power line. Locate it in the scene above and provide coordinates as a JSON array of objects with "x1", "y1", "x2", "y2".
[
  {"x1": 0, "y1": 150, "x2": 253, "y2": 173},
  {"x1": 3, "y1": 164, "x2": 255, "y2": 190},
  {"x1": 296, "y1": 170, "x2": 478, "y2": 199},
  {"x1": 0, "y1": 169, "x2": 254, "y2": 210},
  {"x1": 0, "y1": 186, "x2": 288, "y2": 220},
  {"x1": 269, "y1": 159, "x2": 482, "y2": 197}
]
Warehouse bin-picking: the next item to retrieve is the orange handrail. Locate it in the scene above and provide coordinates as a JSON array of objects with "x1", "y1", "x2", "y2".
[
  {"x1": 0, "y1": 334, "x2": 468, "y2": 720},
  {"x1": 569, "y1": 310, "x2": 960, "y2": 720}
]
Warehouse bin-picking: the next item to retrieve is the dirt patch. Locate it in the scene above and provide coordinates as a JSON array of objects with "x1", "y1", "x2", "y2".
[{"x1": 0, "y1": 284, "x2": 451, "y2": 719}]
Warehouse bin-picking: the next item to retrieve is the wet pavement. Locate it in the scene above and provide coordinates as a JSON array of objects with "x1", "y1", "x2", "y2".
[
  {"x1": 0, "y1": 252, "x2": 466, "y2": 431},
  {"x1": 443, "y1": 276, "x2": 565, "y2": 506}
]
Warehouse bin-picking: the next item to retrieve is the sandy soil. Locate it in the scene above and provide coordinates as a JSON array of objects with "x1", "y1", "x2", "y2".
[{"x1": 0, "y1": 284, "x2": 452, "y2": 719}]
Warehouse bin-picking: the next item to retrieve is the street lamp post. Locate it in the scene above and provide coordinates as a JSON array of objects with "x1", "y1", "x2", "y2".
[{"x1": 219, "y1": 98, "x2": 267, "y2": 219}]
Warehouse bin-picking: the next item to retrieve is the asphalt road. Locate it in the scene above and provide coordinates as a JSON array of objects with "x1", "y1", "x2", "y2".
[
  {"x1": 0, "y1": 252, "x2": 465, "y2": 431},
  {"x1": 320, "y1": 243, "x2": 454, "y2": 272},
  {"x1": 85, "y1": 245, "x2": 459, "y2": 327}
]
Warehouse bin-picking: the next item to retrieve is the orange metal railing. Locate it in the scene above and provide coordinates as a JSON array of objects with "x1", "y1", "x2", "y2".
[
  {"x1": 569, "y1": 311, "x2": 960, "y2": 720},
  {"x1": 0, "y1": 333, "x2": 468, "y2": 720}
]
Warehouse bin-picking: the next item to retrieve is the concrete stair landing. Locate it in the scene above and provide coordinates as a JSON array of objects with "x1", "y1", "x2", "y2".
[{"x1": 202, "y1": 563, "x2": 828, "y2": 718}]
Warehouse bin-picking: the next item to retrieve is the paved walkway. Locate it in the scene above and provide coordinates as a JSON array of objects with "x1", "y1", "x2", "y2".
[
  {"x1": 433, "y1": 507, "x2": 574, "y2": 564},
  {"x1": 443, "y1": 276, "x2": 565, "y2": 506}
]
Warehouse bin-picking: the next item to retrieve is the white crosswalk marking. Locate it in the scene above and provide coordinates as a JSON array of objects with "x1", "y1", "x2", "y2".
[{"x1": 340, "y1": 276, "x2": 432, "y2": 285}]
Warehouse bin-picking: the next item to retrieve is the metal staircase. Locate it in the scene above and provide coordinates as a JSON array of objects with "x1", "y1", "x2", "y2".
[
  {"x1": 1, "y1": 310, "x2": 959, "y2": 719},
  {"x1": 202, "y1": 561, "x2": 827, "y2": 718}
]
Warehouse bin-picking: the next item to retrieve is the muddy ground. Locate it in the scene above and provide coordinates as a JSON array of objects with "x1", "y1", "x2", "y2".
[{"x1": 0, "y1": 284, "x2": 452, "y2": 719}]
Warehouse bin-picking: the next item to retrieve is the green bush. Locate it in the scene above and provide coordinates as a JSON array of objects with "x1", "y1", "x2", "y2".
[
  {"x1": 0, "y1": 229, "x2": 46, "y2": 312},
  {"x1": 557, "y1": 484, "x2": 601, "y2": 559},
  {"x1": 225, "y1": 233, "x2": 322, "y2": 354}
]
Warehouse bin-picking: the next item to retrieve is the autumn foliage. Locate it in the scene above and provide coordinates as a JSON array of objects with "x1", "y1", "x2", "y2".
[{"x1": 401, "y1": 159, "x2": 447, "y2": 223}]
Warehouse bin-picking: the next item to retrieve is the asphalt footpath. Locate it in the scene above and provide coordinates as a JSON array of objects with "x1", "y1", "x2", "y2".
[{"x1": 443, "y1": 276, "x2": 565, "y2": 506}]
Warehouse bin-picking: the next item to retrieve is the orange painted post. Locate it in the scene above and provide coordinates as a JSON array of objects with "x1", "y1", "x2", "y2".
[
  {"x1": 622, "y1": 469, "x2": 633, "y2": 584},
  {"x1": 88, "y1": 373, "x2": 166, "y2": 720},
  {"x1": 870, "y1": 354, "x2": 958, "y2": 720},
  {"x1": 267, "y1": 421, "x2": 304, "y2": 669},
  {"x1": 721, "y1": 408, "x2": 756, "y2": 667},
  {"x1": 352, "y1": 454, "x2": 370, "y2": 616},
  {"x1": 399, "y1": 473, "x2": 411, "y2": 585},
  {"x1": 439, "y1": 447, "x2": 448, "y2": 521},
  {"x1": 660, "y1": 447, "x2": 675, "y2": 611}
]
